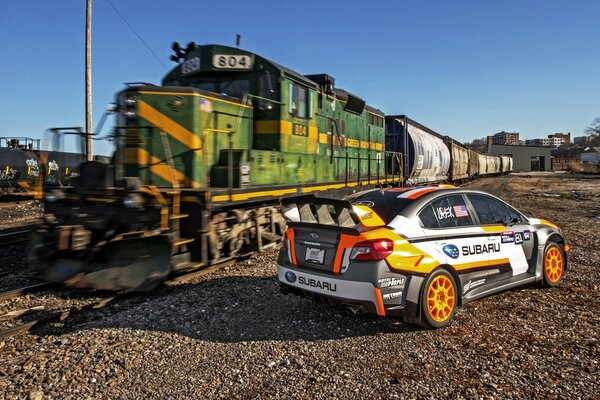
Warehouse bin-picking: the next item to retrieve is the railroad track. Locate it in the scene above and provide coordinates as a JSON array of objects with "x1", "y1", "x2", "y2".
[
  {"x1": 0, "y1": 226, "x2": 35, "y2": 248},
  {"x1": 0, "y1": 194, "x2": 35, "y2": 203},
  {"x1": 0, "y1": 282, "x2": 53, "y2": 302},
  {"x1": 0, "y1": 257, "x2": 242, "y2": 339}
]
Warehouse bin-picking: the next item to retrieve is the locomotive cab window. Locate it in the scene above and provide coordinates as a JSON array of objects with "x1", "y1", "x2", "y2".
[
  {"x1": 258, "y1": 71, "x2": 280, "y2": 110},
  {"x1": 289, "y1": 83, "x2": 311, "y2": 118},
  {"x1": 183, "y1": 75, "x2": 250, "y2": 99}
]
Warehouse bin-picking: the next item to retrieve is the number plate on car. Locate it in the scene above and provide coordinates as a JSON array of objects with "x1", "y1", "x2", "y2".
[{"x1": 305, "y1": 247, "x2": 325, "y2": 264}]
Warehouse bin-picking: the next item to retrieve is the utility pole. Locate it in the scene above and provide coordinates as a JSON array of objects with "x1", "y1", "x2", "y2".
[{"x1": 85, "y1": 0, "x2": 93, "y2": 160}]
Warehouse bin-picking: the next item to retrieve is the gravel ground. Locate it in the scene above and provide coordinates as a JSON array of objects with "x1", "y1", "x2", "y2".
[
  {"x1": 0, "y1": 201, "x2": 42, "y2": 230},
  {"x1": 0, "y1": 174, "x2": 599, "y2": 399}
]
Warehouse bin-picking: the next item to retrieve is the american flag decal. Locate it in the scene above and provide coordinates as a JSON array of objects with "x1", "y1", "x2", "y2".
[{"x1": 453, "y1": 205, "x2": 469, "y2": 217}]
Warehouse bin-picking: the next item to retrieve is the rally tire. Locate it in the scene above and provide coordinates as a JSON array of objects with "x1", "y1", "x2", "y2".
[
  {"x1": 542, "y1": 241, "x2": 565, "y2": 287},
  {"x1": 419, "y1": 269, "x2": 457, "y2": 329}
]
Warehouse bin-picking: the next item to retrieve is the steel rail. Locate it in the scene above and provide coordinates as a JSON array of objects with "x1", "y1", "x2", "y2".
[{"x1": 0, "y1": 282, "x2": 53, "y2": 302}]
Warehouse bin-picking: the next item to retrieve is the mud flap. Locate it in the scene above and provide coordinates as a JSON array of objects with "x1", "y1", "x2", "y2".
[{"x1": 28, "y1": 232, "x2": 172, "y2": 292}]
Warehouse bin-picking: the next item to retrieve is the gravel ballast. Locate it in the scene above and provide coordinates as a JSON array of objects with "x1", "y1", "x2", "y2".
[{"x1": 0, "y1": 174, "x2": 598, "y2": 399}]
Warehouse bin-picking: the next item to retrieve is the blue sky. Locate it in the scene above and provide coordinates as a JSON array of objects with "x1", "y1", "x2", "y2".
[{"x1": 1, "y1": 0, "x2": 598, "y2": 153}]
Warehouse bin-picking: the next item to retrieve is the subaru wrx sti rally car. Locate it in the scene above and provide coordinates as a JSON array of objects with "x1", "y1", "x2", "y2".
[{"x1": 277, "y1": 186, "x2": 569, "y2": 329}]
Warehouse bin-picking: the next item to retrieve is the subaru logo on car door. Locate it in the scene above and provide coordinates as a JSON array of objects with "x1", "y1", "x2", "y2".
[
  {"x1": 443, "y1": 244, "x2": 460, "y2": 259},
  {"x1": 310, "y1": 232, "x2": 319, "y2": 240}
]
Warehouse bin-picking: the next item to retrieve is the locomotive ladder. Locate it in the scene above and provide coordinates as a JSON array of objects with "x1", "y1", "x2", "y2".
[{"x1": 160, "y1": 130, "x2": 194, "y2": 265}]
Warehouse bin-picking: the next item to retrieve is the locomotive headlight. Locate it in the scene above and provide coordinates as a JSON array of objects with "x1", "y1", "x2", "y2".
[
  {"x1": 45, "y1": 190, "x2": 64, "y2": 203},
  {"x1": 124, "y1": 193, "x2": 143, "y2": 208},
  {"x1": 125, "y1": 97, "x2": 136, "y2": 108}
]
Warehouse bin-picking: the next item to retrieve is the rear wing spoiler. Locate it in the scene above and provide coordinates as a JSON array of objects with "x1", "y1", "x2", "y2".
[{"x1": 280, "y1": 195, "x2": 361, "y2": 234}]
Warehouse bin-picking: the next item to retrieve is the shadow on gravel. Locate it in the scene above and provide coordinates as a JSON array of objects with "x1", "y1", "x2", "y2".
[{"x1": 30, "y1": 275, "x2": 420, "y2": 342}]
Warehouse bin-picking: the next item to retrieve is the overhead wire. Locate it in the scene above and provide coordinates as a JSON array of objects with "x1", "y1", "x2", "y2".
[{"x1": 104, "y1": 0, "x2": 168, "y2": 70}]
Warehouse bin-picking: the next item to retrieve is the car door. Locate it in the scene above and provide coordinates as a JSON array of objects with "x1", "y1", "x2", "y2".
[
  {"x1": 417, "y1": 194, "x2": 492, "y2": 271},
  {"x1": 465, "y1": 194, "x2": 531, "y2": 276}
]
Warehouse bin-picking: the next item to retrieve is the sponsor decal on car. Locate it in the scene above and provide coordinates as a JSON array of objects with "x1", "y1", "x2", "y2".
[
  {"x1": 298, "y1": 276, "x2": 337, "y2": 292},
  {"x1": 463, "y1": 278, "x2": 486, "y2": 294},
  {"x1": 378, "y1": 277, "x2": 406, "y2": 289},
  {"x1": 501, "y1": 231, "x2": 516, "y2": 243},
  {"x1": 462, "y1": 243, "x2": 500, "y2": 256},
  {"x1": 523, "y1": 230, "x2": 531, "y2": 241},
  {"x1": 443, "y1": 244, "x2": 460, "y2": 259},
  {"x1": 382, "y1": 291, "x2": 403, "y2": 300},
  {"x1": 514, "y1": 232, "x2": 523, "y2": 245},
  {"x1": 437, "y1": 206, "x2": 455, "y2": 219}
]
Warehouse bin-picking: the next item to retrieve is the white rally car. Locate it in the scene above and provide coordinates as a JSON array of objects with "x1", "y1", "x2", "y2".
[{"x1": 277, "y1": 186, "x2": 569, "y2": 329}]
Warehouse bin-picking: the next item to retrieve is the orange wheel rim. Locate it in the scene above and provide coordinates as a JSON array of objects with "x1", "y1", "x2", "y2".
[
  {"x1": 545, "y1": 247, "x2": 563, "y2": 283},
  {"x1": 426, "y1": 275, "x2": 456, "y2": 323}
]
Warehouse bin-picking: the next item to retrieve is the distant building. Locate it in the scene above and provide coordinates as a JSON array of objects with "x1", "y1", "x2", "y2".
[
  {"x1": 489, "y1": 144, "x2": 551, "y2": 172},
  {"x1": 549, "y1": 132, "x2": 570, "y2": 145},
  {"x1": 489, "y1": 131, "x2": 520, "y2": 146},
  {"x1": 524, "y1": 136, "x2": 566, "y2": 148},
  {"x1": 574, "y1": 135, "x2": 593, "y2": 145},
  {"x1": 581, "y1": 147, "x2": 600, "y2": 165},
  {"x1": 552, "y1": 157, "x2": 580, "y2": 171}
]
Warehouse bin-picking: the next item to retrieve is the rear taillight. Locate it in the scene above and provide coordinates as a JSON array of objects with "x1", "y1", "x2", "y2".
[{"x1": 350, "y1": 239, "x2": 394, "y2": 261}]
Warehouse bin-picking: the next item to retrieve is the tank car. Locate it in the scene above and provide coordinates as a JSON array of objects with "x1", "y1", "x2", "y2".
[
  {"x1": 0, "y1": 139, "x2": 39, "y2": 191},
  {"x1": 385, "y1": 116, "x2": 450, "y2": 184},
  {"x1": 0, "y1": 137, "x2": 86, "y2": 193},
  {"x1": 27, "y1": 43, "x2": 402, "y2": 291}
]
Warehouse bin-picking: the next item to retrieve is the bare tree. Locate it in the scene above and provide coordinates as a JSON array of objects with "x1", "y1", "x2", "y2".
[
  {"x1": 464, "y1": 137, "x2": 488, "y2": 153},
  {"x1": 585, "y1": 117, "x2": 600, "y2": 136}
]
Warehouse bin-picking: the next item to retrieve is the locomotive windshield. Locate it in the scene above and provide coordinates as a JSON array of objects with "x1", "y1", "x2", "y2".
[{"x1": 164, "y1": 74, "x2": 251, "y2": 99}]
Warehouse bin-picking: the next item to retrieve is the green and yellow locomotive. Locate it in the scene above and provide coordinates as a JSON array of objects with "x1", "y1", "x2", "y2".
[{"x1": 29, "y1": 43, "x2": 402, "y2": 291}]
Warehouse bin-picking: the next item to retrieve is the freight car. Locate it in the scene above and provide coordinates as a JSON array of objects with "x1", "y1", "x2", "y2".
[
  {"x1": 500, "y1": 155, "x2": 513, "y2": 173},
  {"x1": 28, "y1": 43, "x2": 404, "y2": 291},
  {"x1": 384, "y1": 116, "x2": 510, "y2": 183},
  {"x1": 0, "y1": 137, "x2": 85, "y2": 194},
  {"x1": 385, "y1": 116, "x2": 450, "y2": 184}
]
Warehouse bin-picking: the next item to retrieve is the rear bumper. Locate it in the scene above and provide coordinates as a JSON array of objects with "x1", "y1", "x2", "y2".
[{"x1": 277, "y1": 263, "x2": 423, "y2": 318}]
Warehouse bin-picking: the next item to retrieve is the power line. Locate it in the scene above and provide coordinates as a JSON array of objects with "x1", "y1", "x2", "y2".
[{"x1": 104, "y1": 0, "x2": 168, "y2": 70}]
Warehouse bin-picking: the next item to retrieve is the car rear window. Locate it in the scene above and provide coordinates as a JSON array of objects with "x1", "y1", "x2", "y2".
[{"x1": 346, "y1": 189, "x2": 414, "y2": 224}]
